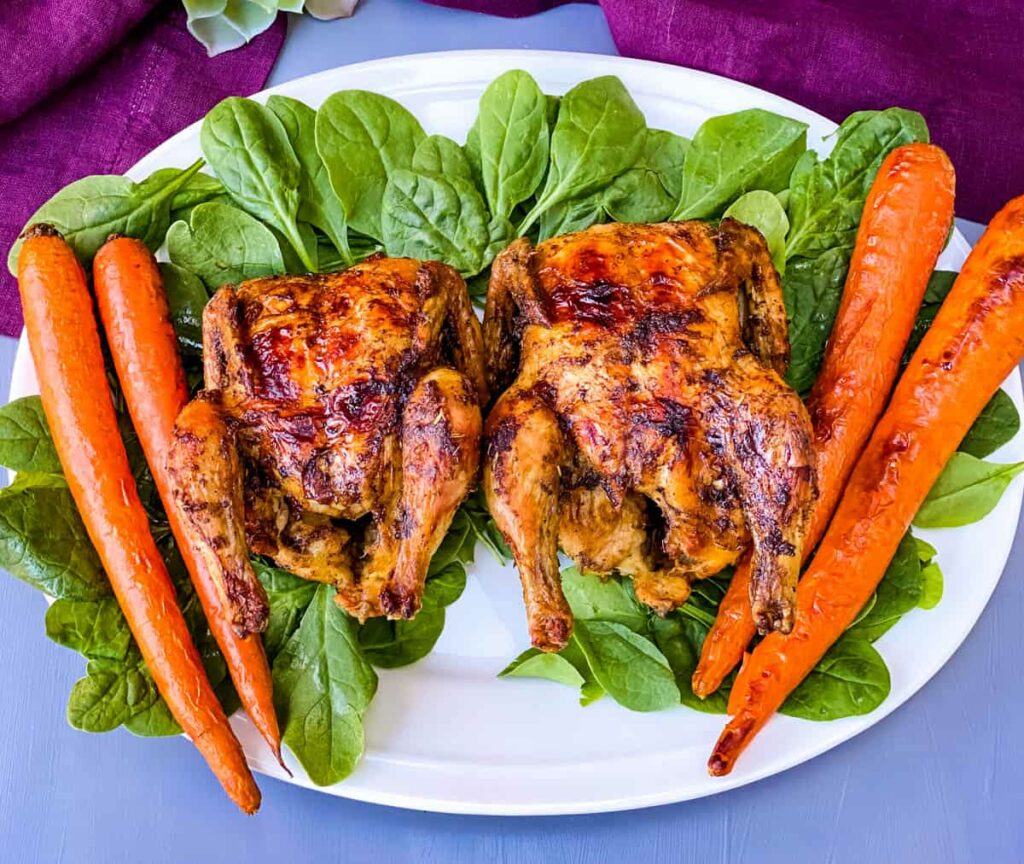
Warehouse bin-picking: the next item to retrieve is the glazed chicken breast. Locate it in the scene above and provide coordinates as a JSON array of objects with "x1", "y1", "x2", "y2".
[
  {"x1": 483, "y1": 220, "x2": 817, "y2": 652},
  {"x1": 166, "y1": 256, "x2": 487, "y2": 634}
]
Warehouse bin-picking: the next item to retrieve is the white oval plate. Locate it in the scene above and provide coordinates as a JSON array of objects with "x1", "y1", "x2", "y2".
[{"x1": 10, "y1": 50, "x2": 1023, "y2": 816}]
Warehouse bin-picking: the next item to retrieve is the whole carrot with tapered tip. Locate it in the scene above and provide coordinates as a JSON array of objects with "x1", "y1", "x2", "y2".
[
  {"x1": 17, "y1": 225, "x2": 261, "y2": 813},
  {"x1": 693, "y1": 144, "x2": 955, "y2": 698},
  {"x1": 709, "y1": 193, "x2": 1024, "y2": 776},
  {"x1": 92, "y1": 235, "x2": 283, "y2": 770}
]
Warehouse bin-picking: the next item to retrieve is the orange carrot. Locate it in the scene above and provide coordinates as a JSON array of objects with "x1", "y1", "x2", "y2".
[
  {"x1": 693, "y1": 144, "x2": 956, "y2": 698},
  {"x1": 17, "y1": 225, "x2": 260, "y2": 813},
  {"x1": 708, "y1": 194, "x2": 1024, "y2": 776},
  {"x1": 92, "y1": 236, "x2": 283, "y2": 768}
]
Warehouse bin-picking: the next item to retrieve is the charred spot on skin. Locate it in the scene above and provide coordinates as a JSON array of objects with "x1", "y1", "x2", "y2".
[
  {"x1": 648, "y1": 398, "x2": 696, "y2": 441},
  {"x1": 485, "y1": 413, "x2": 522, "y2": 460},
  {"x1": 754, "y1": 599, "x2": 794, "y2": 636},
  {"x1": 700, "y1": 474, "x2": 740, "y2": 510},
  {"x1": 380, "y1": 586, "x2": 419, "y2": 619},
  {"x1": 228, "y1": 585, "x2": 270, "y2": 638},
  {"x1": 624, "y1": 309, "x2": 705, "y2": 356},
  {"x1": 760, "y1": 528, "x2": 796, "y2": 558},
  {"x1": 301, "y1": 452, "x2": 337, "y2": 505},
  {"x1": 327, "y1": 377, "x2": 396, "y2": 433},
  {"x1": 533, "y1": 615, "x2": 572, "y2": 652},
  {"x1": 543, "y1": 277, "x2": 636, "y2": 327},
  {"x1": 177, "y1": 499, "x2": 210, "y2": 515}
]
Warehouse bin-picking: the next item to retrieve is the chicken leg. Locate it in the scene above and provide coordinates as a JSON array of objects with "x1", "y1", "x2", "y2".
[
  {"x1": 377, "y1": 367, "x2": 482, "y2": 619},
  {"x1": 700, "y1": 354, "x2": 816, "y2": 634},
  {"x1": 167, "y1": 391, "x2": 269, "y2": 637},
  {"x1": 483, "y1": 385, "x2": 573, "y2": 651}
]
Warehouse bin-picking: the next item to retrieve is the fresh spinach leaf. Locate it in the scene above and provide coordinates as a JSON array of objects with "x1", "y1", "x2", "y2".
[
  {"x1": 159, "y1": 262, "x2": 208, "y2": 356},
  {"x1": 123, "y1": 697, "x2": 181, "y2": 737},
  {"x1": 0, "y1": 474, "x2": 110, "y2": 600},
  {"x1": 167, "y1": 201, "x2": 284, "y2": 291},
  {"x1": 723, "y1": 190, "x2": 790, "y2": 273},
  {"x1": 201, "y1": 97, "x2": 315, "y2": 270},
  {"x1": 457, "y1": 489, "x2": 511, "y2": 564},
  {"x1": 67, "y1": 658, "x2": 160, "y2": 733},
  {"x1": 673, "y1": 109, "x2": 807, "y2": 221},
  {"x1": 785, "y1": 108, "x2": 928, "y2": 259},
  {"x1": 847, "y1": 592, "x2": 878, "y2": 631},
  {"x1": 412, "y1": 134, "x2": 477, "y2": 183},
  {"x1": 7, "y1": 160, "x2": 204, "y2": 276},
  {"x1": 0, "y1": 396, "x2": 61, "y2": 474},
  {"x1": 960, "y1": 390, "x2": 1021, "y2": 459},
  {"x1": 271, "y1": 221, "x2": 319, "y2": 275},
  {"x1": 45, "y1": 597, "x2": 133, "y2": 662},
  {"x1": 499, "y1": 649, "x2": 585, "y2": 689},
  {"x1": 519, "y1": 76, "x2": 646, "y2": 235},
  {"x1": 779, "y1": 636, "x2": 891, "y2": 721},
  {"x1": 537, "y1": 194, "x2": 604, "y2": 242},
  {"x1": 168, "y1": 170, "x2": 226, "y2": 219},
  {"x1": 782, "y1": 246, "x2": 850, "y2": 393},
  {"x1": 915, "y1": 536, "x2": 938, "y2": 562},
  {"x1": 475, "y1": 70, "x2": 550, "y2": 221},
  {"x1": 603, "y1": 128, "x2": 690, "y2": 224},
  {"x1": 431, "y1": 508, "x2": 476, "y2": 570},
  {"x1": 918, "y1": 562, "x2": 944, "y2": 610},
  {"x1": 572, "y1": 619, "x2": 679, "y2": 712},
  {"x1": 266, "y1": 94, "x2": 352, "y2": 265},
  {"x1": 381, "y1": 168, "x2": 493, "y2": 275},
  {"x1": 914, "y1": 453, "x2": 1024, "y2": 528},
  {"x1": 782, "y1": 109, "x2": 929, "y2": 391},
  {"x1": 651, "y1": 613, "x2": 731, "y2": 714},
  {"x1": 315, "y1": 90, "x2": 426, "y2": 241},
  {"x1": 561, "y1": 566, "x2": 648, "y2": 633},
  {"x1": 253, "y1": 560, "x2": 318, "y2": 659},
  {"x1": 499, "y1": 632, "x2": 604, "y2": 707},
  {"x1": 846, "y1": 532, "x2": 921, "y2": 642},
  {"x1": 359, "y1": 562, "x2": 467, "y2": 668},
  {"x1": 903, "y1": 270, "x2": 956, "y2": 364},
  {"x1": 272, "y1": 584, "x2": 378, "y2": 786},
  {"x1": 559, "y1": 637, "x2": 605, "y2": 705}
]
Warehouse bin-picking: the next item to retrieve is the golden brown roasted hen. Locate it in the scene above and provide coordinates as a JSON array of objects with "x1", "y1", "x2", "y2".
[
  {"x1": 483, "y1": 220, "x2": 816, "y2": 652},
  {"x1": 166, "y1": 257, "x2": 486, "y2": 634}
]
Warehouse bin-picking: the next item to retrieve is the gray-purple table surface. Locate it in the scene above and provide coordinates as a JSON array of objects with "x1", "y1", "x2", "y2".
[{"x1": 0, "y1": 1, "x2": 1020, "y2": 861}]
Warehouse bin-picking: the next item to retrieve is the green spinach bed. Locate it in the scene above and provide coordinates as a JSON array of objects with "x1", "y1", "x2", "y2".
[{"x1": 2, "y1": 70, "x2": 1022, "y2": 784}]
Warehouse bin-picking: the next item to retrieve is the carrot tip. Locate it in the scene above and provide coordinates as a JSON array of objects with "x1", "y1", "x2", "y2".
[
  {"x1": 264, "y1": 740, "x2": 291, "y2": 777},
  {"x1": 708, "y1": 753, "x2": 732, "y2": 777}
]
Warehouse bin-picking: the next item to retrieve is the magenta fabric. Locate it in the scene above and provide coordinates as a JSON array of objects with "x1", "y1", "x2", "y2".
[
  {"x1": 429, "y1": 0, "x2": 1024, "y2": 228},
  {"x1": 0, "y1": 2, "x2": 285, "y2": 337}
]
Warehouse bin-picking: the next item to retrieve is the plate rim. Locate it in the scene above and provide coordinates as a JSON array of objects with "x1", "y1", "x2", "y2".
[{"x1": 7, "y1": 48, "x2": 1022, "y2": 816}]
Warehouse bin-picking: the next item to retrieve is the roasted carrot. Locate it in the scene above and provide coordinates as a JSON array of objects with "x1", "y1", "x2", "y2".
[
  {"x1": 708, "y1": 194, "x2": 1024, "y2": 776},
  {"x1": 693, "y1": 144, "x2": 956, "y2": 698},
  {"x1": 17, "y1": 225, "x2": 260, "y2": 813},
  {"x1": 92, "y1": 236, "x2": 283, "y2": 769}
]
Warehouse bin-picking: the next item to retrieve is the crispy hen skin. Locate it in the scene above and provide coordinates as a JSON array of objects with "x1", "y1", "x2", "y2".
[
  {"x1": 169, "y1": 256, "x2": 486, "y2": 624},
  {"x1": 167, "y1": 392, "x2": 270, "y2": 638},
  {"x1": 483, "y1": 220, "x2": 816, "y2": 651}
]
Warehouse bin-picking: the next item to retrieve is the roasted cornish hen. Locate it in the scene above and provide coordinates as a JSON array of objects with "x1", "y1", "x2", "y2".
[
  {"x1": 166, "y1": 257, "x2": 487, "y2": 634},
  {"x1": 483, "y1": 220, "x2": 816, "y2": 651}
]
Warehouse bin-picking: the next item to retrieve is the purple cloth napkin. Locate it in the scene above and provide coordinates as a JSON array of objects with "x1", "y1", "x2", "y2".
[
  {"x1": 429, "y1": 0, "x2": 1024, "y2": 227},
  {"x1": 0, "y1": 1, "x2": 285, "y2": 338}
]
